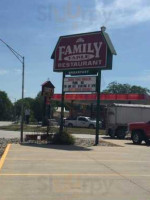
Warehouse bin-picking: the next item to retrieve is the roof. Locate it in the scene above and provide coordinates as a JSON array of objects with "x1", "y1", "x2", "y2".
[
  {"x1": 102, "y1": 32, "x2": 117, "y2": 55},
  {"x1": 51, "y1": 30, "x2": 117, "y2": 59},
  {"x1": 42, "y1": 81, "x2": 55, "y2": 88},
  {"x1": 111, "y1": 103, "x2": 150, "y2": 108}
]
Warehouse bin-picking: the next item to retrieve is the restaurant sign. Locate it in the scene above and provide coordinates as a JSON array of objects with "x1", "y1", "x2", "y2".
[
  {"x1": 64, "y1": 76, "x2": 96, "y2": 92},
  {"x1": 53, "y1": 32, "x2": 108, "y2": 72}
]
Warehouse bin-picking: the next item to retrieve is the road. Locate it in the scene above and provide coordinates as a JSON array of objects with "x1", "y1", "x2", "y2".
[
  {"x1": 0, "y1": 129, "x2": 146, "y2": 147},
  {"x1": 0, "y1": 121, "x2": 13, "y2": 127},
  {"x1": 0, "y1": 130, "x2": 96, "y2": 139}
]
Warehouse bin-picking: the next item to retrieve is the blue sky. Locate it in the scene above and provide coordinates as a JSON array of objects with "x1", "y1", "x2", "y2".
[{"x1": 0, "y1": 0, "x2": 150, "y2": 102}]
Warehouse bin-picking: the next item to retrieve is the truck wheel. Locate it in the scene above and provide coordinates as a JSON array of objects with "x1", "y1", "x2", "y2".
[
  {"x1": 108, "y1": 129, "x2": 115, "y2": 138},
  {"x1": 132, "y1": 131, "x2": 143, "y2": 144},
  {"x1": 68, "y1": 123, "x2": 73, "y2": 128},
  {"x1": 89, "y1": 124, "x2": 95, "y2": 129},
  {"x1": 116, "y1": 128, "x2": 126, "y2": 139},
  {"x1": 144, "y1": 138, "x2": 150, "y2": 145}
]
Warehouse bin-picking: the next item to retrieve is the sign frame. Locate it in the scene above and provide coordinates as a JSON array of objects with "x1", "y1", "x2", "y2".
[
  {"x1": 63, "y1": 76, "x2": 97, "y2": 93},
  {"x1": 53, "y1": 31, "x2": 110, "y2": 72}
]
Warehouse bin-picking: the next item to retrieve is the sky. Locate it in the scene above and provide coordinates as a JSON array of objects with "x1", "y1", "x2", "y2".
[{"x1": 0, "y1": 0, "x2": 150, "y2": 102}]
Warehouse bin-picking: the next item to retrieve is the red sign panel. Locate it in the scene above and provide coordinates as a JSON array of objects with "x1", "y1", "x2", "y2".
[
  {"x1": 54, "y1": 32, "x2": 107, "y2": 71},
  {"x1": 52, "y1": 94, "x2": 146, "y2": 101}
]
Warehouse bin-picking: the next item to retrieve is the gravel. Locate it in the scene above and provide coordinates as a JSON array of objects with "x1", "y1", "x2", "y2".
[
  {"x1": 75, "y1": 138, "x2": 122, "y2": 147},
  {"x1": 0, "y1": 138, "x2": 19, "y2": 158},
  {"x1": 0, "y1": 137, "x2": 121, "y2": 158}
]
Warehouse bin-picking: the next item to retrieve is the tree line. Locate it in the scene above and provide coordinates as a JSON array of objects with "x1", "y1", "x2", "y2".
[
  {"x1": 0, "y1": 82, "x2": 150, "y2": 121},
  {"x1": 0, "y1": 91, "x2": 60, "y2": 122}
]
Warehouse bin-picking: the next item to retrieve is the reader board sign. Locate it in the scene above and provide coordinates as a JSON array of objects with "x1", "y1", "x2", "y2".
[
  {"x1": 43, "y1": 87, "x2": 54, "y2": 97},
  {"x1": 64, "y1": 76, "x2": 96, "y2": 92},
  {"x1": 54, "y1": 32, "x2": 107, "y2": 71}
]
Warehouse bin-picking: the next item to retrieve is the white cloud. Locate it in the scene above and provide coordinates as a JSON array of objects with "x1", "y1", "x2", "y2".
[
  {"x1": 0, "y1": 69, "x2": 8, "y2": 75},
  {"x1": 62, "y1": 0, "x2": 150, "y2": 34},
  {"x1": 0, "y1": 68, "x2": 23, "y2": 75},
  {"x1": 94, "y1": 0, "x2": 150, "y2": 28}
]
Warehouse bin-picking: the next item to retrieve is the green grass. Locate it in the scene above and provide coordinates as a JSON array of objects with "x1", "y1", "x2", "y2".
[
  {"x1": 0, "y1": 124, "x2": 57, "y2": 133},
  {"x1": 64, "y1": 127, "x2": 106, "y2": 135},
  {"x1": 0, "y1": 124, "x2": 106, "y2": 135}
]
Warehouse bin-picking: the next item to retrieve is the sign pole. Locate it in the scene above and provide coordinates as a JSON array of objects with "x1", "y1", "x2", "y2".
[
  {"x1": 95, "y1": 70, "x2": 101, "y2": 145},
  {"x1": 21, "y1": 57, "x2": 25, "y2": 143},
  {"x1": 59, "y1": 72, "x2": 65, "y2": 135},
  {"x1": 42, "y1": 96, "x2": 47, "y2": 126},
  {"x1": 41, "y1": 81, "x2": 55, "y2": 126}
]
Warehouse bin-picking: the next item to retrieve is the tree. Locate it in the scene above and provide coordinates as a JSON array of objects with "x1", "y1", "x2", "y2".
[
  {"x1": 102, "y1": 82, "x2": 150, "y2": 94},
  {"x1": 130, "y1": 86, "x2": 150, "y2": 94},
  {"x1": 32, "y1": 92, "x2": 59, "y2": 122},
  {"x1": 15, "y1": 97, "x2": 34, "y2": 120},
  {"x1": 0, "y1": 91, "x2": 13, "y2": 120},
  {"x1": 32, "y1": 92, "x2": 44, "y2": 122}
]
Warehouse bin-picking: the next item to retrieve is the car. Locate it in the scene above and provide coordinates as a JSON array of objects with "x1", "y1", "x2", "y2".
[{"x1": 64, "y1": 116, "x2": 102, "y2": 129}]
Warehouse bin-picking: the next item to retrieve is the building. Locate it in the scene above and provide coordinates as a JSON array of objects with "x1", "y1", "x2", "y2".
[{"x1": 52, "y1": 93, "x2": 150, "y2": 127}]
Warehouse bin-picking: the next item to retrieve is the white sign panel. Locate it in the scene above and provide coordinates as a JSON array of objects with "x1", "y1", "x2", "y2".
[{"x1": 64, "y1": 76, "x2": 96, "y2": 92}]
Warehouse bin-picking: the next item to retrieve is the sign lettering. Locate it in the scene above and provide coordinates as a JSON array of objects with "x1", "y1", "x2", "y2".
[{"x1": 64, "y1": 76, "x2": 96, "y2": 92}]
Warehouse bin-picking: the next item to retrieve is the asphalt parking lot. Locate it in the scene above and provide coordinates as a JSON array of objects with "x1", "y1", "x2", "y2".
[{"x1": 0, "y1": 141, "x2": 150, "y2": 200}]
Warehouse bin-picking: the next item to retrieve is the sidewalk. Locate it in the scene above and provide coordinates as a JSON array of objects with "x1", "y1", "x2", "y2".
[{"x1": 0, "y1": 143, "x2": 150, "y2": 200}]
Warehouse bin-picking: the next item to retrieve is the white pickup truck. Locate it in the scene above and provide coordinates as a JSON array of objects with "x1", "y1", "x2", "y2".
[{"x1": 64, "y1": 116, "x2": 102, "y2": 129}]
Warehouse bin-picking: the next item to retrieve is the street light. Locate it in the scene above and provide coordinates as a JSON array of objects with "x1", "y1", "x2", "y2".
[{"x1": 0, "y1": 38, "x2": 25, "y2": 143}]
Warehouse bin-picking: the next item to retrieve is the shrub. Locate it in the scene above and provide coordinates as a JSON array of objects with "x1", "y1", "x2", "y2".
[{"x1": 52, "y1": 131, "x2": 75, "y2": 145}]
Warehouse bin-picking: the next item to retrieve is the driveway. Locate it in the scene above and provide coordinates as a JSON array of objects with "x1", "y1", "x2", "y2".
[{"x1": 0, "y1": 130, "x2": 148, "y2": 147}]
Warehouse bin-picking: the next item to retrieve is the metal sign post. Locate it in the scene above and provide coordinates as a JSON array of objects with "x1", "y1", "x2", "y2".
[
  {"x1": 59, "y1": 72, "x2": 65, "y2": 134},
  {"x1": 95, "y1": 70, "x2": 101, "y2": 145},
  {"x1": 42, "y1": 96, "x2": 47, "y2": 126},
  {"x1": 41, "y1": 81, "x2": 55, "y2": 126}
]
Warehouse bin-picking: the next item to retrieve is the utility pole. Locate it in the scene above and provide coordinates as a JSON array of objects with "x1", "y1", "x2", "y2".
[
  {"x1": 21, "y1": 57, "x2": 25, "y2": 142},
  {"x1": 0, "y1": 39, "x2": 25, "y2": 143}
]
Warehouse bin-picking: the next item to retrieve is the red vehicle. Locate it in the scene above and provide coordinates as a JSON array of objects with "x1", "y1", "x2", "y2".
[{"x1": 128, "y1": 122, "x2": 150, "y2": 144}]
